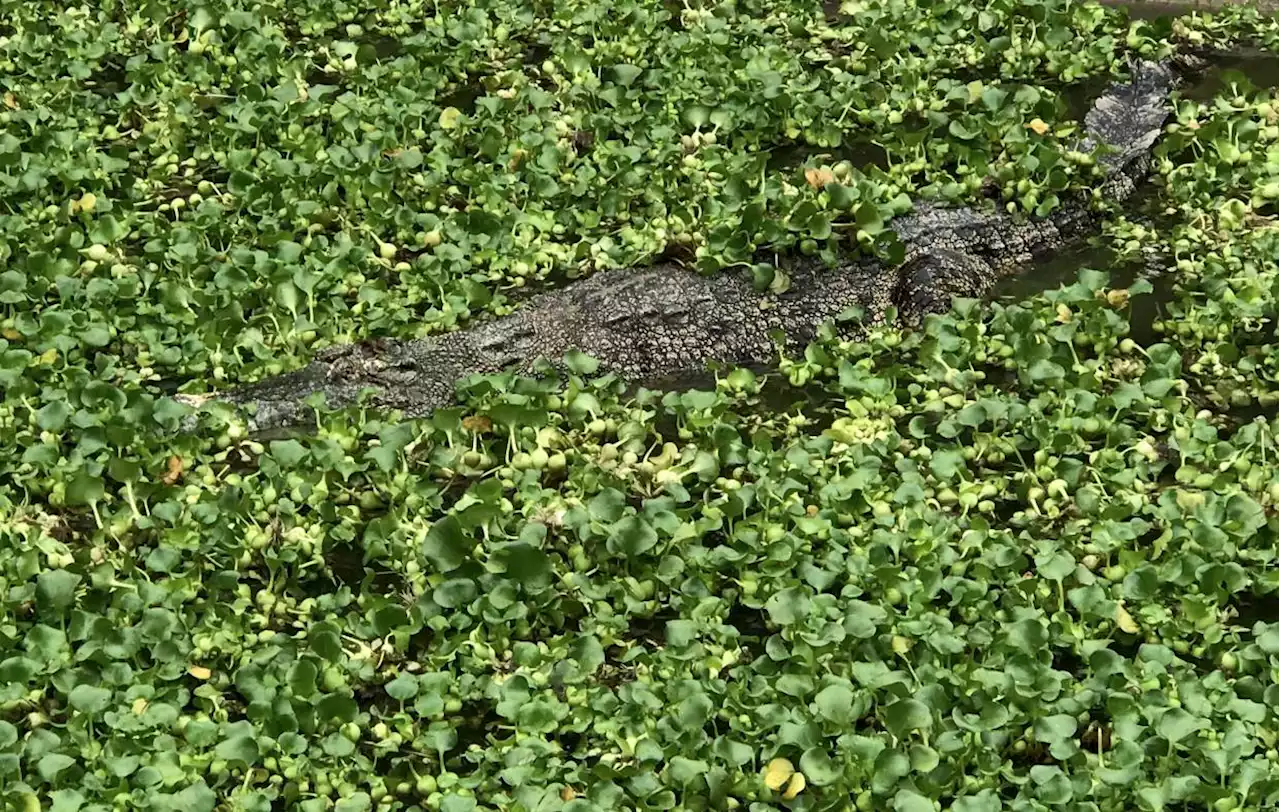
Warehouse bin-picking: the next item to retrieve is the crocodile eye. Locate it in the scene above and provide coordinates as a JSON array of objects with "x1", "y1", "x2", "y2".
[
  {"x1": 315, "y1": 344, "x2": 349, "y2": 364},
  {"x1": 474, "y1": 323, "x2": 541, "y2": 369}
]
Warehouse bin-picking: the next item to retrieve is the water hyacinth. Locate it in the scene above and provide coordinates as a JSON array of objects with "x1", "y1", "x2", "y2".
[{"x1": 0, "y1": 2, "x2": 1276, "y2": 812}]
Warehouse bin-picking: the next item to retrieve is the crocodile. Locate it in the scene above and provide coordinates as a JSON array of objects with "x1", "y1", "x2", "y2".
[{"x1": 179, "y1": 55, "x2": 1203, "y2": 434}]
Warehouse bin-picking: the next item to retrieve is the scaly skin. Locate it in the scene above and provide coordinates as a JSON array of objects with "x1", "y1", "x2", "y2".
[{"x1": 182, "y1": 58, "x2": 1193, "y2": 433}]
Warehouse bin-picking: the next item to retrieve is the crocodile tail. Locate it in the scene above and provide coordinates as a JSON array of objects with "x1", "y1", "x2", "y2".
[{"x1": 1079, "y1": 59, "x2": 1180, "y2": 174}]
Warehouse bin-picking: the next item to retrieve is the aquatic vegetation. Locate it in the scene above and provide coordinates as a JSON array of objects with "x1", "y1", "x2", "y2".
[{"x1": 0, "y1": 2, "x2": 1275, "y2": 811}]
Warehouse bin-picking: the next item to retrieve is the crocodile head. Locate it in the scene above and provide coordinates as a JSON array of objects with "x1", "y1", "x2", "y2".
[{"x1": 891, "y1": 249, "x2": 998, "y2": 326}]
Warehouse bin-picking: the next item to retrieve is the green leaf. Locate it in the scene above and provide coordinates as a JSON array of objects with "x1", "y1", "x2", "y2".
[
  {"x1": 981, "y1": 87, "x2": 1010, "y2": 110},
  {"x1": 1003, "y1": 618, "x2": 1048, "y2": 651},
  {"x1": 612, "y1": 64, "x2": 643, "y2": 86},
  {"x1": 274, "y1": 280, "x2": 300, "y2": 315},
  {"x1": 951, "y1": 790, "x2": 1002, "y2": 812},
  {"x1": 37, "y1": 753, "x2": 77, "y2": 782},
  {"x1": 215, "y1": 735, "x2": 260, "y2": 765},
  {"x1": 1258, "y1": 624, "x2": 1280, "y2": 656},
  {"x1": 422, "y1": 515, "x2": 471, "y2": 572},
  {"x1": 911, "y1": 744, "x2": 940, "y2": 773},
  {"x1": 88, "y1": 214, "x2": 129, "y2": 244},
  {"x1": 814, "y1": 682, "x2": 857, "y2": 725},
  {"x1": 799, "y1": 747, "x2": 843, "y2": 786},
  {"x1": 828, "y1": 183, "x2": 859, "y2": 210},
  {"x1": 288, "y1": 659, "x2": 319, "y2": 698},
  {"x1": 68, "y1": 684, "x2": 111, "y2": 714},
  {"x1": 1034, "y1": 714, "x2": 1077, "y2": 743},
  {"x1": 372, "y1": 604, "x2": 411, "y2": 634},
  {"x1": 682, "y1": 105, "x2": 711, "y2": 128},
  {"x1": 854, "y1": 202, "x2": 884, "y2": 234},
  {"x1": 765, "y1": 587, "x2": 810, "y2": 626},
  {"x1": 608, "y1": 515, "x2": 658, "y2": 556},
  {"x1": 36, "y1": 569, "x2": 81, "y2": 613},
  {"x1": 440, "y1": 795, "x2": 476, "y2": 812},
  {"x1": 872, "y1": 748, "x2": 910, "y2": 793},
  {"x1": 269, "y1": 439, "x2": 309, "y2": 467},
  {"x1": 570, "y1": 635, "x2": 605, "y2": 674},
  {"x1": 712, "y1": 737, "x2": 754, "y2": 766},
  {"x1": 929, "y1": 449, "x2": 965, "y2": 480},
  {"x1": 173, "y1": 782, "x2": 217, "y2": 812},
  {"x1": 49, "y1": 789, "x2": 85, "y2": 812},
  {"x1": 948, "y1": 120, "x2": 979, "y2": 140},
  {"x1": 883, "y1": 698, "x2": 932, "y2": 737},
  {"x1": 66, "y1": 473, "x2": 104, "y2": 506},
  {"x1": 668, "y1": 755, "x2": 710, "y2": 785},
  {"x1": 565, "y1": 350, "x2": 600, "y2": 375},
  {"x1": 665, "y1": 619, "x2": 699, "y2": 649},
  {"x1": 386, "y1": 673, "x2": 419, "y2": 702},
  {"x1": 228, "y1": 170, "x2": 257, "y2": 195},
  {"x1": 1156, "y1": 707, "x2": 1202, "y2": 743},
  {"x1": 325, "y1": 732, "x2": 355, "y2": 758},
  {"x1": 1036, "y1": 551, "x2": 1076, "y2": 581},
  {"x1": 309, "y1": 623, "x2": 344, "y2": 663},
  {"x1": 36, "y1": 401, "x2": 71, "y2": 431},
  {"x1": 495, "y1": 543, "x2": 551, "y2": 586},
  {"x1": 589, "y1": 488, "x2": 625, "y2": 523},
  {"x1": 335, "y1": 793, "x2": 372, "y2": 812},
  {"x1": 677, "y1": 692, "x2": 715, "y2": 729},
  {"x1": 432, "y1": 578, "x2": 477, "y2": 609},
  {"x1": 893, "y1": 789, "x2": 935, "y2": 812}
]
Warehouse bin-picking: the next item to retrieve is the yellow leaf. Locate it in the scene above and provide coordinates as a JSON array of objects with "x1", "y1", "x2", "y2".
[
  {"x1": 439, "y1": 106, "x2": 462, "y2": 130},
  {"x1": 132, "y1": 698, "x2": 149, "y2": 715},
  {"x1": 1, "y1": 328, "x2": 18, "y2": 341},
  {"x1": 804, "y1": 167, "x2": 835, "y2": 189},
  {"x1": 1115, "y1": 604, "x2": 1140, "y2": 634},
  {"x1": 891, "y1": 635, "x2": 914, "y2": 655},
  {"x1": 1105, "y1": 289, "x2": 1130, "y2": 308},
  {"x1": 1027, "y1": 118, "x2": 1050, "y2": 135},
  {"x1": 560, "y1": 787, "x2": 577, "y2": 802},
  {"x1": 1055, "y1": 303, "x2": 1072, "y2": 323},
  {"x1": 162, "y1": 455, "x2": 184, "y2": 486},
  {"x1": 1175, "y1": 489, "x2": 1205, "y2": 511},
  {"x1": 762, "y1": 758, "x2": 795, "y2": 791},
  {"x1": 2, "y1": 92, "x2": 16, "y2": 109},
  {"x1": 188, "y1": 666, "x2": 212, "y2": 680},
  {"x1": 782, "y1": 771, "x2": 806, "y2": 800}
]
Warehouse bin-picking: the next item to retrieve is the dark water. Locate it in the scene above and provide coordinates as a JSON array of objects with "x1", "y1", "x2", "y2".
[
  {"x1": 989, "y1": 240, "x2": 1176, "y2": 348},
  {"x1": 1183, "y1": 51, "x2": 1280, "y2": 99},
  {"x1": 765, "y1": 140, "x2": 892, "y2": 175}
]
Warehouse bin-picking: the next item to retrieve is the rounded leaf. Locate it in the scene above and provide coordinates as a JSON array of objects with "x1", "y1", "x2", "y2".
[{"x1": 762, "y1": 757, "x2": 795, "y2": 791}]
